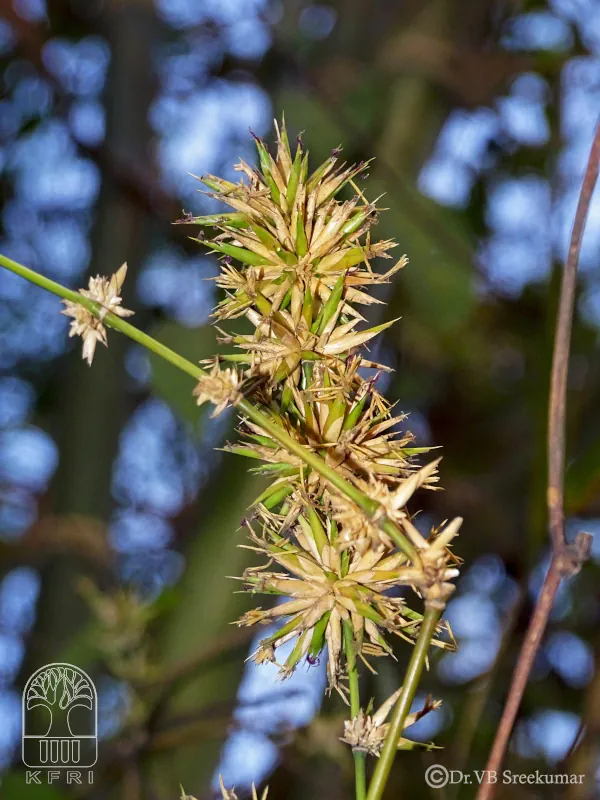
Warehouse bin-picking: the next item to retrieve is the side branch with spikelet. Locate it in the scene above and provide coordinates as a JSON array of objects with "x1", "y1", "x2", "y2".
[{"x1": 0, "y1": 119, "x2": 465, "y2": 800}]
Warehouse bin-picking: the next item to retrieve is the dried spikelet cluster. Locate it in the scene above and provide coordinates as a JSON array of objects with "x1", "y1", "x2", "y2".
[
  {"x1": 341, "y1": 689, "x2": 442, "y2": 756},
  {"x1": 62, "y1": 263, "x2": 133, "y2": 365},
  {"x1": 184, "y1": 117, "x2": 463, "y2": 749}
]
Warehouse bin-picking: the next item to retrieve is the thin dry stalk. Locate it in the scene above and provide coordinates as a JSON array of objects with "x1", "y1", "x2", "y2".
[{"x1": 476, "y1": 121, "x2": 600, "y2": 800}]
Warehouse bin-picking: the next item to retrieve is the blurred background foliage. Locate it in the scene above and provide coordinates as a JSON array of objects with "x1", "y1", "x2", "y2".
[{"x1": 0, "y1": 0, "x2": 600, "y2": 798}]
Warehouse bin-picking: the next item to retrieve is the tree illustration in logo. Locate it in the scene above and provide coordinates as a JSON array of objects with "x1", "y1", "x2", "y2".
[{"x1": 26, "y1": 665, "x2": 94, "y2": 738}]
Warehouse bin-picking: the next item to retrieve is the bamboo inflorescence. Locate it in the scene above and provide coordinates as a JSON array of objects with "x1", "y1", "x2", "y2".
[
  {"x1": 0, "y1": 119, "x2": 465, "y2": 799},
  {"x1": 185, "y1": 121, "x2": 464, "y2": 764}
]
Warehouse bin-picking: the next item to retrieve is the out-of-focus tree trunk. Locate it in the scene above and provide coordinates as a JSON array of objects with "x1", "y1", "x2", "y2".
[{"x1": 21, "y1": 0, "x2": 160, "y2": 673}]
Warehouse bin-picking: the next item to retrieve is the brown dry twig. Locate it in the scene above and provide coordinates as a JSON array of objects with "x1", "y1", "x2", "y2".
[{"x1": 476, "y1": 122, "x2": 600, "y2": 800}]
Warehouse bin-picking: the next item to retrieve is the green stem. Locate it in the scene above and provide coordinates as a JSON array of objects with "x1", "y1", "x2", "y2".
[
  {"x1": 344, "y1": 621, "x2": 367, "y2": 800},
  {"x1": 366, "y1": 606, "x2": 442, "y2": 800},
  {"x1": 0, "y1": 255, "x2": 200, "y2": 380},
  {"x1": 0, "y1": 253, "x2": 418, "y2": 562}
]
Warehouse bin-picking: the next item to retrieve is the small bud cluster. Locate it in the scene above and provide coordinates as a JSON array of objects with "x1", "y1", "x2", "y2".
[
  {"x1": 341, "y1": 689, "x2": 442, "y2": 755},
  {"x1": 193, "y1": 360, "x2": 243, "y2": 417},
  {"x1": 62, "y1": 263, "x2": 133, "y2": 365}
]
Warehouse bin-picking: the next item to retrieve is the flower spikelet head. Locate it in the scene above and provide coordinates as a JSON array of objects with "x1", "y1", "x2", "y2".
[
  {"x1": 180, "y1": 118, "x2": 405, "y2": 394},
  {"x1": 236, "y1": 507, "x2": 455, "y2": 692},
  {"x1": 341, "y1": 690, "x2": 442, "y2": 756},
  {"x1": 61, "y1": 262, "x2": 133, "y2": 365},
  {"x1": 193, "y1": 360, "x2": 243, "y2": 417}
]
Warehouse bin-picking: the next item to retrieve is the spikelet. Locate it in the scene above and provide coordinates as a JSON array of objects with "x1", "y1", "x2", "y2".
[{"x1": 61, "y1": 263, "x2": 133, "y2": 365}]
